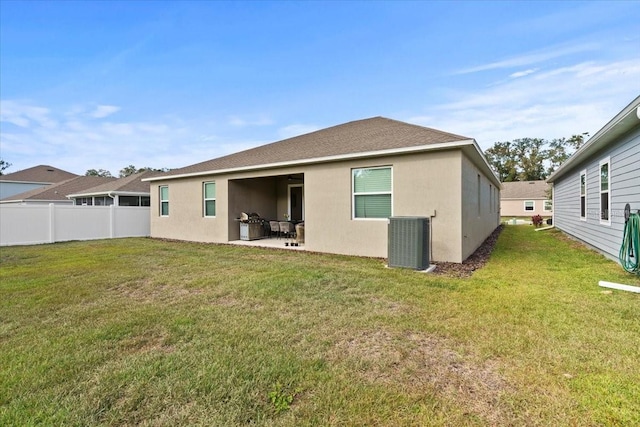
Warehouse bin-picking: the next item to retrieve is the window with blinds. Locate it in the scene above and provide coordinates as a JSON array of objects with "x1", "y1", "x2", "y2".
[
  {"x1": 203, "y1": 182, "x2": 216, "y2": 217},
  {"x1": 160, "y1": 186, "x2": 169, "y2": 216},
  {"x1": 352, "y1": 166, "x2": 392, "y2": 219}
]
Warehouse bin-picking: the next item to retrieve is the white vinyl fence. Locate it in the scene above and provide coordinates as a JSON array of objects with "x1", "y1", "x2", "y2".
[{"x1": 0, "y1": 204, "x2": 150, "y2": 246}]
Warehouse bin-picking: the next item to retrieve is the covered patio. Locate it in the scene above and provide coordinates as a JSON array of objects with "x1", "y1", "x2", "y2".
[{"x1": 227, "y1": 172, "x2": 304, "y2": 244}]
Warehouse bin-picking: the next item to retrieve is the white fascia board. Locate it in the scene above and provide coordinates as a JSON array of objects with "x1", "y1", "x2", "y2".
[
  {"x1": 67, "y1": 191, "x2": 150, "y2": 198},
  {"x1": 0, "y1": 199, "x2": 71, "y2": 204},
  {"x1": 143, "y1": 139, "x2": 480, "y2": 182},
  {"x1": 0, "y1": 180, "x2": 52, "y2": 185}
]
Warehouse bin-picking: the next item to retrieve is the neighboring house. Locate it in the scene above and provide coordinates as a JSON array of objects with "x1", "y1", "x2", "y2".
[
  {"x1": 144, "y1": 117, "x2": 501, "y2": 263},
  {"x1": 500, "y1": 180, "x2": 552, "y2": 217},
  {"x1": 67, "y1": 170, "x2": 163, "y2": 206},
  {"x1": 0, "y1": 176, "x2": 116, "y2": 205},
  {"x1": 547, "y1": 95, "x2": 640, "y2": 261},
  {"x1": 0, "y1": 165, "x2": 78, "y2": 200}
]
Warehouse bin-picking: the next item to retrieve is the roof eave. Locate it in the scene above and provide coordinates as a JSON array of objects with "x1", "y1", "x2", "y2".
[
  {"x1": 144, "y1": 139, "x2": 500, "y2": 185},
  {"x1": 67, "y1": 191, "x2": 150, "y2": 198}
]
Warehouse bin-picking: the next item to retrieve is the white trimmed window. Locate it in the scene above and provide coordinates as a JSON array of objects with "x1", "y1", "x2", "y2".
[
  {"x1": 160, "y1": 186, "x2": 169, "y2": 216},
  {"x1": 203, "y1": 182, "x2": 216, "y2": 217},
  {"x1": 580, "y1": 170, "x2": 586, "y2": 220},
  {"x1": 544, "y1": 200, "x2": 552, "y2": 212},
  {"x1": 352, "y1": 166, "x2": 392, "y2": 219},
  {"x1": 599, "y1": 157, "x2": 611, "y2": 224},
  {"x1": 524, "y1": 200, "x2": 534, "y2": 211}
]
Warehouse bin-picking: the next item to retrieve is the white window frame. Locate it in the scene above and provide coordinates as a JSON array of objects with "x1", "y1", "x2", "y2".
[
  {"x1": 159, "y1": 185, "x2": 169, "y2": 217},
  {"x1": 599, "y1": 157, "x2": 611, "y2": 225},
  {"x1": 203, "y1": 182, "x2": 216, "y2": 218},
  {"x1": 579, "y1": 169, "x2": 587, "y2": 221},
  {"x1": 524, "y1": 200, "x2": 535, "y2": 212},
  {"x1": 543, "y1": 200, "x2": 552, "y2": 212},
  {"x1": 351, "y1": 166, "x2": 393, "y2": 220}
]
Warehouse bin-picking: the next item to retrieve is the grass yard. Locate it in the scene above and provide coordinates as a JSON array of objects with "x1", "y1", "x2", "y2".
[{"x1": 1, "y1": 227, "x2": 639, "y2": 426}]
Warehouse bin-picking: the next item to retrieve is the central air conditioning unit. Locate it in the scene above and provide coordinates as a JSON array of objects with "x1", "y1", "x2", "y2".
[{"x1": 388, "y1": 217, "x2": 430, "y2": 270}]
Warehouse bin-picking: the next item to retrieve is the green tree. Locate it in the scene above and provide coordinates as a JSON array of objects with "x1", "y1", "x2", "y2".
[
  {"x1": 486, "y1": 134, "x2": 588, "y2": 182},
  {"x1": 485, "y1": 142, "x2": 518, "y2": 182},
  {"x1": 545, "y1": 133, "x2": 588, "y2": 177},
  {"x1": 0, "y1": 159, "x2": 11, "y2": 175},
  {"x1": 118, "y1": 165, "x2": 168, "y2": 178},
  {"x1": 85, "y1": 169, "x2": 113, "y2": 177}
]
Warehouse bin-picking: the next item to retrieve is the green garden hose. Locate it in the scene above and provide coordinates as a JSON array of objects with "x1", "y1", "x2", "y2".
[{"x1": 619, "y1": 212, "x2": 640, "y2": 275}]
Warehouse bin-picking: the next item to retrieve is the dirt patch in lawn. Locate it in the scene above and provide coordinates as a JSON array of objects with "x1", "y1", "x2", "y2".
[
  {"x1": 332, "y1": 329, "x2": 511, "y2": 425},
  {"x1": 432, "y1": 225, "x2": 504, "y2": 278},
  {"x1": 110, "y1": 281, "x2": 203, "y2": 303}
]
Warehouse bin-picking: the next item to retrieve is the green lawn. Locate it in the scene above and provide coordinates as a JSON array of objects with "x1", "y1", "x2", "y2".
[{"x1": 1, "y1": 227, "x2": 639, "y2": 426}]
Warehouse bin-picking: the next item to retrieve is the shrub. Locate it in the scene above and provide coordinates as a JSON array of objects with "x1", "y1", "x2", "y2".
[{"x1": 531, "y1": 215, "x2": 544, "y2": 227}]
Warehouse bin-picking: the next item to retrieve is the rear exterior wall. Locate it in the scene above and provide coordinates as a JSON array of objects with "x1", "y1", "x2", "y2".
[{"x1": 149, "y1": 149, "x2": 498, "y2": 263}]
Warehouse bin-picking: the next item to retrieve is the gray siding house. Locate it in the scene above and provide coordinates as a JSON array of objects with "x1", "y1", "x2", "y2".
[
  {"x1": 547, "y1": 95, "x2": 640, "y2": 261},
  {"x1": 0, "y1": 165, "x2": 77, "y2": 200}
]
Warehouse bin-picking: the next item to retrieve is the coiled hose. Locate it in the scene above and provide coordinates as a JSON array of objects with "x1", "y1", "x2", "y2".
[{"x1": 619, "y1": 212, "x2": 640, "y2": 275}]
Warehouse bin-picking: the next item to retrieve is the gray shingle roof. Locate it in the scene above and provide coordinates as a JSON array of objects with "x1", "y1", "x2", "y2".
[
  {"x1": 501, "y1": 181, "x2": 550, "y2": 199},
  {"x1": 0, "y1": 165, "x2": 77, "y2": 183},
  {"x1": 69, "y1": 170, "x2": 164, "y2": 196},
  {"x1": 164, "y1": 117, "x2": 470, "y2": 177},
  {"x1": 1, "y1": 176, "x2": 116, "y2": 202}
]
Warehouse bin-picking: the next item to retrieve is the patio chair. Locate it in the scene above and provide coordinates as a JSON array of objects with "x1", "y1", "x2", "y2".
[
  {"x1": 269, "y1": 221, "x2": 281, "y2": 238},
  {"x1": 279, "y1": 221, "x2": 295, "y2": 240}
]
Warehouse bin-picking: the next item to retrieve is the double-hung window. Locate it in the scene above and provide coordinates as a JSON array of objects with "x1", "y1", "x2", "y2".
[
  {"x1": 580, "y1": 170, "x2": 586, "y2": 220},
  {"x1": 203, "y1": 182, "x2": 216, "y2": 217},
  {"x1": 524, "y1": 201, "x2": 534, "y2": 211},
  {"x1": 544, "y1": 200, "x2": 552, "y2": 212},
  {"x1": 160, "y1": 186, "x2": 169, "y2": 216},
  {"x1": 599, "y1": 157, "x2": 610, "y2": 224},
  {"x1": 352, "y1": 166, "x2": 392, "y2": 219}
]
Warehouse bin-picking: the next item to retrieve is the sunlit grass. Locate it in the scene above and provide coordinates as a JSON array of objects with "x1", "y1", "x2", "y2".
[{"x1": 1, "y1": 227, "x2": 639, "y2": 426}]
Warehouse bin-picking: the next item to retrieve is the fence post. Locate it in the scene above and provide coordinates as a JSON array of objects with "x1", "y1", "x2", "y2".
[
  {"x1": 49, "y1": 203, "x2": 55, "y2": 243},
  {"x1": 110, "y1": 204, "x2": 115, "y2": 238}
]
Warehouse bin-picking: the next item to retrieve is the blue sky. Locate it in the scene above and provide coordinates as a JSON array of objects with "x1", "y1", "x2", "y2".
[{"x1": 1, "y1": 1, "x2": 639, "y2": 175}]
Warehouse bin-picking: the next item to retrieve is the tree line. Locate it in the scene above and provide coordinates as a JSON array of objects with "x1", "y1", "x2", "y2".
[
  {"x1": 484, "y1": 134, "x2": 587, "y2": 182},
  {"x1": 85, "y1": 165, "x2": 170, "y2": 178}
]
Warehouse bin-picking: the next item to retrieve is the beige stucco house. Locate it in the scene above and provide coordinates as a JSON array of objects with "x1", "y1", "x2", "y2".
[
  {"x1": 144, "y1": 117, "x2": 501, "y2": 263},
  {"x1": 500, "y1": 180, "x2": 552, "y2": 218}
]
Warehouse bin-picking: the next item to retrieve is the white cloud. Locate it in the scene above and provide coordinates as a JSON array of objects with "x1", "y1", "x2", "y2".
[
  {"x1": 410, "y1": 59, "x2": 640, "y2": 148},
  {"x1": 456, "y1": 42, "x2": 599, "y2": 74},
  {"x1": 228, "y1": 115, "x2": 274, "y2": 127},
  {"x1": 0, "y1": 100, "x2": 57, "y2": 128},
  {"x1": 277, "y1": 124, "x2": 320, "y2": 139},
  {"x1": 509, "y1": 68, "x2": 538, "y2": 79},
  {"x1": 0, "y1": 100, "x2": 207, "y2": 174},
  {"x1": 90, "y1": 105, "x2": 121, "y2": 119}
]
